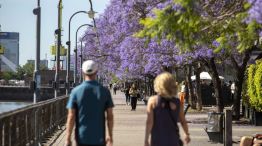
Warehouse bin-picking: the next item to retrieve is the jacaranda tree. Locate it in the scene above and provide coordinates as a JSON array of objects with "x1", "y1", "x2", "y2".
[{"x1": 137, "y1": 0, "x2": 262, "y2": 113}]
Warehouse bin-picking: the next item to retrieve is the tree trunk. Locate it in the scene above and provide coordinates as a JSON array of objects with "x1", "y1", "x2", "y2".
[
  {"x1": 204, "y1": 57, "x2": 224, "y2": 112},
  {"x1": 195, "y1": 63, "x2": 202, "y2": 111},
  {"x1": 231, "y1": 51, "x2": 251, "y2": 120},
  {"x1": 186, "y1": 65, "x2": 196, "y2": 109}
]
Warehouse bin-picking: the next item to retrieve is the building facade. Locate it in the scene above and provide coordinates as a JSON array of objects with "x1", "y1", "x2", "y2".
[{"x1": 0, "y1": 32, "x2": 19, "y2": 72}]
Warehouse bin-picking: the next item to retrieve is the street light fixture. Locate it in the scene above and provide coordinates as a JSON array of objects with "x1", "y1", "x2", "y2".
[
  {"x1": 88, "y1": 0, "x2": 95, "y2": 18},
  {"x1": 87, "y1": 10, "x2": 96, "y2": 19},
  {"x1": 75, "y1": 24, "x2": 93, "y2": 84},
  {"x1": 88, "y1": 0, "x2": 97, "y2": 28}
]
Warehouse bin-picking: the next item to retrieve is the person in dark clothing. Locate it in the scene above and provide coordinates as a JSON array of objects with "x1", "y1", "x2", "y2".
[
  {"x1": 113, "y1": 83, "x2": 117, "y2": 95},
  {"x1": 144, "y1": 72, "x2": 190, "y2": 146},
  {"x1": 129, "y1": 83, "x2": 138, "y2": 111},
  {"x1": 124, "y1": 86, "x2": 130, "y2": 105}
]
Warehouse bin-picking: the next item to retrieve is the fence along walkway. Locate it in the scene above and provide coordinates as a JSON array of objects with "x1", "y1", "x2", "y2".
[
  {"x1": 39, "y1": 91, "x2": 262, "y2": 146},
  {"x1": 43, "y1": 91, "x2": 147, "y2": 146},
  {"x1": 0, "y1": 96, "x2": 68, "y2": 146}
]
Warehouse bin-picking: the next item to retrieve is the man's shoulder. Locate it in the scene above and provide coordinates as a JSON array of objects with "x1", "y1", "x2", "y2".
[
  {"x1": 99, "y1": 85, "x2": 111, "y2": 93},
  {"x1": 71, "y1": 83, "x2": 87, "y2": 94}
]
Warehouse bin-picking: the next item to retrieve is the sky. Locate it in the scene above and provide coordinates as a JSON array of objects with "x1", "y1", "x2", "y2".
[{"x1": 0, "y1": 0, "x2": 110, "y2": 67}]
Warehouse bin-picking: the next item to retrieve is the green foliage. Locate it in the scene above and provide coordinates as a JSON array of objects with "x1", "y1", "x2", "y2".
[
  {"x1": 236, "y1": 20, "x2": 261, "y2": 52},
  {"x1": 2, "y1": 72, "x2": 16, "y2": 81},
  {"x1": 136, "y1": 1, "x2": 204, "y2": 52},
  {"x1": 22, "y1": 62, "x2": 34, "y2": 77},
  {"x1": 0, "y1": 63, "x2": 49, "y2": 81},
  {"x1": 16, "y1": 66, "x2": 26, "y2": 80},
  {"x1": 19, "y1": 62, "x2": 48, "y2": 78},
  {"x1": 111, "y1": 74, "x2": 119, "y2": 84},
  {"x1": 247, "y1": 59, "x2": 262, "y2": 111},
  {"x1": 137, "y1": 0, "x2": 262, "y2": 53}
]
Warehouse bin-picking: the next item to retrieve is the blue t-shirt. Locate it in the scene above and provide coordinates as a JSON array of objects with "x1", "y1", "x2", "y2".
[{"x1": 67, "y1": 80, "x2": 114, "y2": 145}]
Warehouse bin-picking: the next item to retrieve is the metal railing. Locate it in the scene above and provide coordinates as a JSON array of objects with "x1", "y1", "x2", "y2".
[{"x1": 0, "y1": 95, "x2": 68, "y2": 146}]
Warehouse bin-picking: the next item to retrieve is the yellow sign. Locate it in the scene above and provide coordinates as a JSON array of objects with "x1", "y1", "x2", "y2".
[
  {"x1": 0, "y1": 45, "x2": 5, "y2": 54},
  {"x1": 50, "y1": 45, "x2": 67, "y2": 56},
  {"x1": 50, "y1": 45, "x2": 56, "y2": 55},
  {"x1": 60, "y1": 46, "x2": 66, "y2": 56}
]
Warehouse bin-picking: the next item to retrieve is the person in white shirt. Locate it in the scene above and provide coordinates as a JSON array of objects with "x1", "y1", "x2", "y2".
[
  {"x1": 179, "y1": 81, "x2": 186, "y2": 107},
  {"x1": 231, "y1": 82, "x2": 235, "y2": 100}
]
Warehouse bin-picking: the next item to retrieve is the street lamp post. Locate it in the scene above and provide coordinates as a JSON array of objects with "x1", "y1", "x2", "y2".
[
  {"x1": 75, "y1": 24, "x2": 93, "y2": 84},
  {"x1": 54, "y1": 0, "x2": 62, "y2": 98},
  {"x1": 32, "y1": 1, "x2": 41, "y2": 145},
  {"x1": 66, "y1": 11, "x2": 87, "y2": 94},
  {"x1": 33, "y1": 0, "x2": 41, "y2": 103},
  {"x1": 78, "y1": 33, "x2": 96, "y2": 83},
  {"x1": 66, "y1": 10, "x2": 95, "y2": 94}
]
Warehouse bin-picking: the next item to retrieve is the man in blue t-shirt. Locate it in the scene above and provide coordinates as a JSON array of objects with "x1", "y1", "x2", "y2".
[{"x1": 65, "y1": 60, "x2": 114, "y2": 146}]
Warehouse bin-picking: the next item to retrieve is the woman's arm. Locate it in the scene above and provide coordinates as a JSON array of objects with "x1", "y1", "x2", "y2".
[
  {"x1": 129, "y1": 88, "x2": 134, "y2": 95},
  {"x1": 144, "y1": 97, "x2": 154, "y2": 146},
  {"x1": 253, "y1": 137, "x2": 262, "y2": 146},
  {"x1": 179, "y1": 104, "x2": 190, "y2": 144}
]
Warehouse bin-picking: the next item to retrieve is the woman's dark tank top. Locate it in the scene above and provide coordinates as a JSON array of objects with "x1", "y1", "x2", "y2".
[{"x1": 151, "y1": 96, "x2": 181, "y2": 146}]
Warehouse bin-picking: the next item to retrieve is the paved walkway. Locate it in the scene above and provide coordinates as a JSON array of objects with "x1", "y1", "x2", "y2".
[{"x1": 43, "y1": 90, "x2": 262, "y2": 146}]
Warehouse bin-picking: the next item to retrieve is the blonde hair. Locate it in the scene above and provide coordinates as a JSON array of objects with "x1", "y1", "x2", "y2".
[{"x1": 154, "y1": 72, "x2": 177, "y2": 99}]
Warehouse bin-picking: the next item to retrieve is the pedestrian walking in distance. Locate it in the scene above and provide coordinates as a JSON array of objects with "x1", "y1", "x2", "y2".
[
  {"x1": 179, "y1": 81, "x2": 186, "y2": 107},
  {"x1": 144, "y1": 72, "x2": 190, "y2": 146},
  {"x1": 65, "y1": 60, "x2": 114, "y2": 146},
  {"x1": 129, "y1": 83, "x2": 138, "y2": 111},
  {"x1": 124, "y1": 85, "x2": 130, "y2": 105},
  {"x1": 113, "y1": 83, "x2": 117, "y2": 95}
]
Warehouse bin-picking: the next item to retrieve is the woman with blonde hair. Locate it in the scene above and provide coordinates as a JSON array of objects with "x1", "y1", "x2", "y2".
[{"x1": 144, "y1": 72, "x2": 190, "y2": 146}]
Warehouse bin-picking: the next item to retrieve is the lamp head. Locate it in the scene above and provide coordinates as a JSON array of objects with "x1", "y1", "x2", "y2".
[{"x1": 87, "y1": 10, "x2": 96, "y2": 19}]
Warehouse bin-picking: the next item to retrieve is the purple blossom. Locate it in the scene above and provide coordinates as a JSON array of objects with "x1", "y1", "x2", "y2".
[{"x1": 248, "y1": 0, "x2": 262, "y2": 24}]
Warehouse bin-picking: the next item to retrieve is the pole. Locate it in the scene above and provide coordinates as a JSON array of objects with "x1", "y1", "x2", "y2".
[
  {"x1": 66, "y1": 11, "x2": 88, "y2": 95},
  {"x1": 79, "y1": 40, "x2": 83, "y2": 83},
  {"x1": 224, "y1": 109, "x2": 232, "y2": 146},
  {"x1": 78, "y1": 33, "x2": 96, "y2": 83},
  {"x1": 33, "y1": 0, "x2": 41, "y2": 103},
  {"x1": 74, "y1": 24, "x2": 93, "y2": 85},
  {"x1": 74, "y1": 41, "x2": 77, "y2": 85},
  {"x1": 66, "y1": 43, "x2": 70, "y2": 95},
  {"x1": 55, "y1": 0, "x2": 62, "y2": 98},
  {"x1": 0, "y1": 55, "x2": 2, "y2": 72},
  {"x1": 33, "y1": 1, "x2": 41, "y2": 145}
]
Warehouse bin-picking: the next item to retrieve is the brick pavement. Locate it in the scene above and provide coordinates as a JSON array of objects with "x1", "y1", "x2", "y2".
[{"x1": 44, "y1": 90, "x2": 262, "y2": 146}]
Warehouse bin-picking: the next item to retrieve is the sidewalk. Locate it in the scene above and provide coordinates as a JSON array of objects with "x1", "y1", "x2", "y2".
[
  {"x1": 43, "y1": 91, "x2": 262, "y2": 146},
  {"x1": 111, "y1": 91, "x2": 262, "y2": 146}
]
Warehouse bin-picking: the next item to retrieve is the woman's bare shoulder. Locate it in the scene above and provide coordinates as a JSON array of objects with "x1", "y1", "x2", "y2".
[{"x1": 148, "y1": 95, "x2": 158, "y2": 106}]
